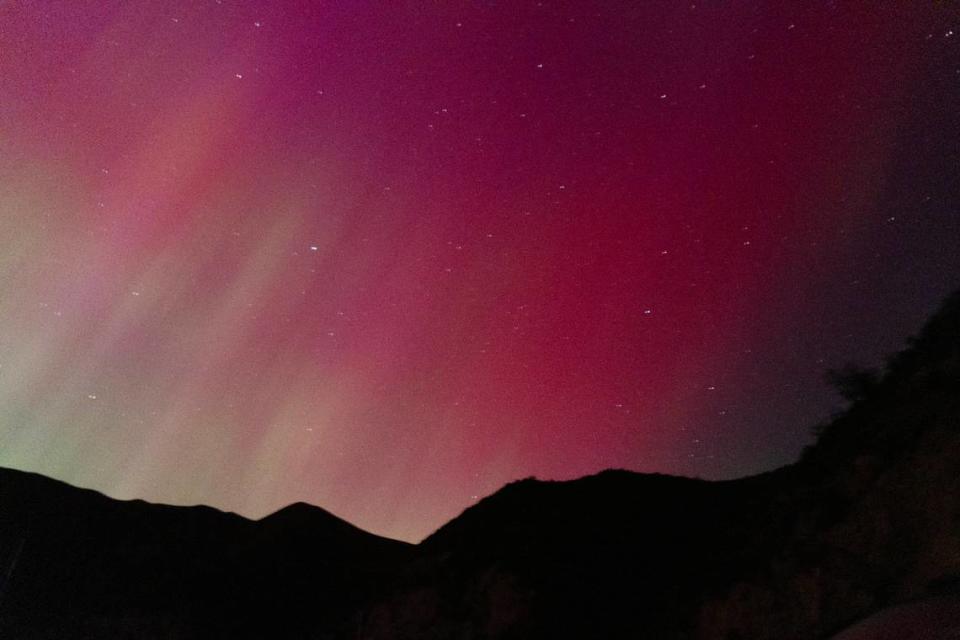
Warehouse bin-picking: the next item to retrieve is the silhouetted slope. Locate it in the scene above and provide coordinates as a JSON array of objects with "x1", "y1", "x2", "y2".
[
  {"x1": 353, "y1": 290, "x2": 960, "y2": 639},
  {"x1": 695, "y1": 290, "x2": 960, "y2": 639},
  {"x1": 1, "y1": 290, "x2": 958, "y2": 639}
]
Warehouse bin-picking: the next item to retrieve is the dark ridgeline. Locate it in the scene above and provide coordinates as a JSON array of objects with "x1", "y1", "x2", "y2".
[
  {"x1": 0, "y1": 471, "x2": 414, "y2": 638},
  {"x1": 0, "y1": 290, "x2": 959, "y2": 639}
]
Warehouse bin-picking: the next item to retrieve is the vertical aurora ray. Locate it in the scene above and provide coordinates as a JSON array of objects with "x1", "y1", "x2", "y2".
[{"x1": 0, "y1": 1, "x2": 957, "y2": 541}]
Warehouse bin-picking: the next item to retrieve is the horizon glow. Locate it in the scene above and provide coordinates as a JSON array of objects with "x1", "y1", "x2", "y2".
[{"x1": 1, "y1": 1, "x2": 958, "y2": 541}]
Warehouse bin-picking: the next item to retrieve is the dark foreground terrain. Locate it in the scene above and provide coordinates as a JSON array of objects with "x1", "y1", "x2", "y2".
[{"x1": 1, "y1": 291, "x2": 959, "y2": 639}]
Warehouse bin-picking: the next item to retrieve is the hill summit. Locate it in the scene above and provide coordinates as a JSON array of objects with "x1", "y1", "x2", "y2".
[{"x1": 1, "y1": 290, "x2": 959, "y2": 638}]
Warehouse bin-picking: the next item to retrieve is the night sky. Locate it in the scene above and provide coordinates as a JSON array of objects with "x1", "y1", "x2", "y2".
[{"x1": 1, "y1": 1, "x2": 958, "y2": 542}]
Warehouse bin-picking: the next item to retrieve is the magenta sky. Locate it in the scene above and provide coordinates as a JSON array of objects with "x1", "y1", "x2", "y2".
[{"x1": 1, "y1": 1, "x2": 958, "y2": 541}]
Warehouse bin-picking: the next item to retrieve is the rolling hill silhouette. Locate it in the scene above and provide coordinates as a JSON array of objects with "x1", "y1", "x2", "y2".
[
  {"x1": 0, "y1": 468, "x2": 412, "y2": 638},
  {"x1": 1, "y1": 289, "x2": 958, "y2": 638}
]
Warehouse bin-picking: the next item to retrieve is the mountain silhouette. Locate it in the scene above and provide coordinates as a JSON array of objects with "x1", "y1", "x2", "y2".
[
  {"x1": 1, "y1": 289, "x2": 959, "y2": 638},
  {"x1": 0, "y1": 468, "x2": 412, "y2": 638}
]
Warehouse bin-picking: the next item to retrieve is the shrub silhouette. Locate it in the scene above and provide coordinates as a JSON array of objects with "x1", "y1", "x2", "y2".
[{"x1": 826, "y1": 365, "x2": 881, "y2": 403}]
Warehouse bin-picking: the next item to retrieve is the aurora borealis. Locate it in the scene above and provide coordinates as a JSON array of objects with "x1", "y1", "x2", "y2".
[{"x1": 1, "y1": 1, "x2": 958, "y2": 542}]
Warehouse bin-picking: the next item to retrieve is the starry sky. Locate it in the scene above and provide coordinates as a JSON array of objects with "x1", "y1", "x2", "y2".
[{"x1": 1, "y1": 1, "x2": 958, "y2": 542}]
